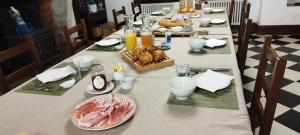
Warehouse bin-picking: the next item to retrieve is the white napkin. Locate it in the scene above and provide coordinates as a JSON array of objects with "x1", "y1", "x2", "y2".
[
  {"x1": 95, "y1": 38, "x2": 120, "y2": 46},
  {"x1": 196, "y1": 70, "x2": 233, "y2": 92},
  {"x1": 37, "y1": 66, "x2": 77, "y2": 83},
  {"x1": 205, "y1": 38, "x2": 227, "y2": 48}
]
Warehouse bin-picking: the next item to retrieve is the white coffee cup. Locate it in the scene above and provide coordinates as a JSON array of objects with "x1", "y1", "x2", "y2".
[{"x1": 121, "y1": 77, "x2": 134, "y2": 90}]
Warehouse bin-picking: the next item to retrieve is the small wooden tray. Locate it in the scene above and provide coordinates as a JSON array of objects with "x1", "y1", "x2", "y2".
[{"x1": 122, "y1": 51, "x2": 174, "y2": 72}]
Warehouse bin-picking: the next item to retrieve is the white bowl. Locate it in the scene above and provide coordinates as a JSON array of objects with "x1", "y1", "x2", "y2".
[
  {"x1": 168, "y1": 77, "x2": 197, "y2": 100},
  {"x1": 199, "y1": 18, "x2": 211, "y2": 27},
  {"x1": 72, "y1": 55, "x2": 94, "y2": 71},
  {"x1": 162, "y1": 7, "x2": 171, "y2": 13},
  {"x1": 203, "y1": 8, "x2": 212, "y2": 14},
  {"x1": 189, "y1": 38, "x2": 206, "y2": 52}
]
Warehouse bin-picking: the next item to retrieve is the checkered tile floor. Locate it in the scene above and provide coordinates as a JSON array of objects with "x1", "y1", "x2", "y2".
[{"x1": 233, "y1": 34, "x2": 300, "y2": 135}]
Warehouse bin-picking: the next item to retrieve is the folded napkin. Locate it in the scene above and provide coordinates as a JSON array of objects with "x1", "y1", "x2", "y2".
[
  {"x1": 37, "y1": 65, "x2": 76, "y2": 83},
  {"x1": 195, "y1": 70, "x2": 233, "y2": 92},
  {"x1": 95, "y1": 38, "x2": 120, "y2": 47},
  {"x1": 205, "y1": 38, "x2": 227, "y2": 48}
]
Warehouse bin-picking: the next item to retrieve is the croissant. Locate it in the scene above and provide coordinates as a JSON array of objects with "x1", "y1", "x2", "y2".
[
  {"x1": 139, "y1": 52, "x2": 153, "y2": 66},
  {"x1": 152, "y1": 49, "x2": 166, "y2": 63}
]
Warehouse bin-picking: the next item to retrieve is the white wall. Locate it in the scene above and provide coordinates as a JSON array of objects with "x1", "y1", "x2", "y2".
[{"x1": 257, "y1": 0, "x2": 300, "y2": 25}]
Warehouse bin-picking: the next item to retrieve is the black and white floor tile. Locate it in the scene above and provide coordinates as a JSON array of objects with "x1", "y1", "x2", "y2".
[{"x1": 233, "y1": 34, "x2": 300, "y2": 135}]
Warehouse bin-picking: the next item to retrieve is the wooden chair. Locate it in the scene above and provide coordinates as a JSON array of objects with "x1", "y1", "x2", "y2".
[
  {"x1": 228, "y1": 0, "x2": 235, "y2": 25},
  {"x1": 239, "y1": 3, "x2": 251, "y2": 36},
  {"x1": 63, "y1": 19, "x2": 91, "y2": 56},
  {"x1": 249, "y1": 35, "x2": 287, "y2": 135},
  {"x1": 131, "y1": 0, "x2": 142, "y2": 21},
  {"x1": 112, "y1": 6, "x2": 127, "y2": 30},
  {"x1": 0, "y1": 35, "x2": 43, "y2": 94},
  {"x1": 234, "y1": 2, "x2": 251, "y2": 52},
  {"x1": 236, "y1": 18, "x2": 252, "y2": 76}
]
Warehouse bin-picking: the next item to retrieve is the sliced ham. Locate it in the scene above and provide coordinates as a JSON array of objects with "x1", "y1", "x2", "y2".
[
  {"x1": 77, "y1": 108, "x2": 109, "y2": 128},
  {"x1": 74, "y1": 100, "x2": 98, "y2": 119},
  {"x1": 74, "y1": 94, "x2": 134, "y2": 128}
]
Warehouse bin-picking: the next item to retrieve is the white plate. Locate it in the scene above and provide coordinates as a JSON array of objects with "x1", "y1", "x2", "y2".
[
  {"x1": 211, "y1": 8, "x2": 225, "y2": 13},
  {"x1": 151, "y1": 11, "x2": 164, "y2": 15},
  {"x1": 205, "y1": 38, "x2": 227, "y2": 48},
  {"x1": 191, "y1": 14, "x2": 200, "y2": 18},
  {"x1": 133, "y1": 21, "x2": 142, "y2": 26},
  {"x1": 95, "y1": 38, "x2": 120, "y2": 46},
  {"x1": 37, "y1": 66, "x2": 76, "y2": 83},
  {"x1": 192, "y1": 70, "x2": 233, "y2": 92},
  {"x1": 71, "y1": 94, "x2": 136, "y2": 131},
  {"x1": 86, "y1": 82, "x2": 115, "y2": 95},
  {"x1": 210, "y1": 19, "x2": 226, "y2": 24}
]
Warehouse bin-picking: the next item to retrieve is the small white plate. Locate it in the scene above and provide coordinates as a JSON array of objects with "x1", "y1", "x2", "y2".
[
  {"x1": 210, "y1": 19, "x2": 226, "y2": 24},
  {"x1": 151, "y1": 11, "x2": 164, "y2": 15},
  {"x1": 191, "y1": 14, "x2": 200, "y2": 18},
  {"x1": 86, "y1": 82, "x2": 115, "y2": 95},
  {"x1": 95, "y1": 38, "x2": 120, "y2": 46},
  {"x1": 211, "y1": 8, "x2": 225, "y2": 13},
  {"x1": 133, "y1": 21, "x2": 143, "y2": 26}
]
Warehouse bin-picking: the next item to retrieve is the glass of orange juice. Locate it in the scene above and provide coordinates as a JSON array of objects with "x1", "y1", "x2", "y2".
[{"x1": 125, "y1": 30, "x2": 137, "y2": 51}]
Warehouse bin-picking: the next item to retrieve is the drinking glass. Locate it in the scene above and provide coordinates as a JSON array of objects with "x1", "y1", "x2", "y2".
[
  {"x1": 124, "y1": 15, "x2": 134, "y2": 29},
  {"x1": 176, "y1": 63, "x2": 190, "y2": 76}
]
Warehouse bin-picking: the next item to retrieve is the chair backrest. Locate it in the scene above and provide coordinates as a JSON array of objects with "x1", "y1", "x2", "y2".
[
  {"x1": 249, "y1": 35, "x2": 287, "y2": 135},
  {"x1": 112, "y1": 6, "x2": 127, "y2": 30},
  {"x1": 239, "y1": 2, "x2": 251, "y2": 35},
  {"x1": 64, "y1": 19, "x2": 90, "y2": 56},
  {"x1": 131, "y1": 0, "x2": 142, "y2": 21},
  {"x1": 236, "y1": 18, "x2": 252, "y2": 75},
  {"x1": 0, "y1": 35, "x2": 43, "y2": 94},
  {"x1": 228, "y1": 0, "x2": 235, "y2": 24}
]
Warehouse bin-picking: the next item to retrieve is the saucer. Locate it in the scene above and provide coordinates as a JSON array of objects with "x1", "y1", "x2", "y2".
[{"x1": 86, "y1": 82, "x2": 115, "y2": 95}]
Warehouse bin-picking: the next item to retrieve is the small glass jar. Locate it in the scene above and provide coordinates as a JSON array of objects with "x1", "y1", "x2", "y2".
[
  {"x1": 91, "y1": 65, "x2": 107, "y2": 91},
  {"x1": 195, "y1": 0, "x2": 202, "y2": 10}
]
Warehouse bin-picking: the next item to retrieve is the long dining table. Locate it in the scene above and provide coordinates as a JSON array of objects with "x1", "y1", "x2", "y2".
[{"x1": 0, "y1": 9, "x2": 253, "y2": 135}]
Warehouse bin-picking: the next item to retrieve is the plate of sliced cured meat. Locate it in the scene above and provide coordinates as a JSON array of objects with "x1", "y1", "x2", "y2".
[{"x1": 71, "y1": 94, "x2": 136, "y2": 130}]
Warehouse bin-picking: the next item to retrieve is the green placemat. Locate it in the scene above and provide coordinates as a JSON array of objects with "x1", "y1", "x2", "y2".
[
  {"x1": 199, "y1": 21, "x2": 228, "y2": 28},
  {"x1": 189, "y1": 38, "x2": 231, "y2": 54},
  {"x1": 167, "y1": 68, "x2": 239, "y2": 110},
  {"x1": 87, "y1": 43, "x2": 124, "y2": 51},
  {"x1": 16, "y1": 63, "x2": 94, "y2": 96}
]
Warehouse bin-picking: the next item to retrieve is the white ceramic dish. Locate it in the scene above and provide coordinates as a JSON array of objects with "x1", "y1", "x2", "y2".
[
  {"x1": 162, "y1": 7, "x2": 171, "y2": 13},
  {"x1": 210, "y1": 19, "x2": 226, "y2": 24},
  {"x1": 199, "y1": 18, "x2": 211, "y2": 27},
  {"x1": 95, "y1": 38, "x2": 120, "y2": 46},
  {"x1": 168, "y1": 77, "x2": 197, "y2": 100},
  {"x1": 191, "y1": 14, "x2": 200, "y2": 18},
  {"x1": 71, "y1": 94, "x2": 136, "y2": 130},
  {"x1": 72, "y1": 55, "x2": 94, "y2": 71},
  {"x1": 211, "y1": 8, "x2": 225, "y2": 13},
  {"x1": 189, "y1": 38, "x2": 206, "y2": 52},
  {"x1": 59, "y1": 78, "x2": 76, "y2": 89},
  {"x1": 203, "y1": 8, "x2": 213, "y2": 14},
  {"x1": 151, "y1": 11, "x2": 164, "y2": 15},
  {"x1": 86, "y1": 82, "x2": 115, "y2": 95},
  {"x1": 205, "y1": 38, "x2": 227, "y2": 48},
  {"x1": 133, "y1": 21, "x2": 143, "y2": 26},
  {"x1": 192, "y1": 70, "x2": 233, "y2": 92}
]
